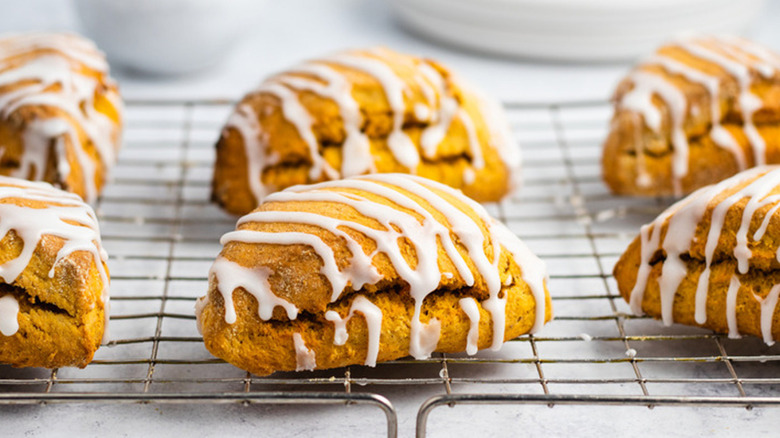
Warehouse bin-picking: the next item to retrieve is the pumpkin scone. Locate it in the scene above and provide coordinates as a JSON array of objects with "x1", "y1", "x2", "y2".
[
  {"x1": 0, "y1": 32, "x2": 123, "y2": 203},
  {"x1": 196, "y1": 173, "x2": 550, "y2": 376},
  {"x1": 603, "y1": 35, "x2": 780, "y2": 197},
  {"x1": 0, "y1": 176, "x2": 109, "y2": 368},
  {"x1": 212, "y1": 47, "x2": 520, "y2": 215},
  {"x1": 614, "y1": 165, "x2": 780, "y2": 343}
]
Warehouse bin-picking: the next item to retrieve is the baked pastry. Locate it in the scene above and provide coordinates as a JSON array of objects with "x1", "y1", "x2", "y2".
[
  {"x1": 196, "y1": 173, "x2": 550, "y2": 375},
  {"x1": 0, "y1": 32, "x2": 123, "y2": 203},
  {"x1": 614, "y1": 165, "x2": 780, "y2": 343},
  {"x1": 212, "y1": 47, "x2": 520, "y2": 215},
  {"x1": 0, "y1": 176, "x2": 109, "y2": 368},
  {"x1": 603, "y1": 35, "x2": 780, "y2": 197}
]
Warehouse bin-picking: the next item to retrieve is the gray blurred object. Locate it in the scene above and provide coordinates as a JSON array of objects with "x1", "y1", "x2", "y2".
[
  {"x1": 389, "y1": 0, "x2": 766, "y2": 62},
  {"x1": 73, "y1": 0, "x2": 260, "y2": 75}
]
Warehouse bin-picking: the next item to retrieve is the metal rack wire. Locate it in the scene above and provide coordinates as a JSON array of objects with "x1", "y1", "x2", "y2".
[{"x1": 2, "y1": 99, "x2": 780, "y2": 438}]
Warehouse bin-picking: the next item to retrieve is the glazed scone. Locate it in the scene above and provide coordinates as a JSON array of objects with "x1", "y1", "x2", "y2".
[
  {"x1": 197, "y1": 173, "x2": 550, "y2": 376},
  {"x1": 212, "y1": 47, "x2": 520, "y2": 215},
  {"x1": 0, "y1": 32, "x2": 123, "y2": 203},
  {"x1": 614, "y1": 166, "x2": 780, "y2": 343},
  {"x1": 603, "y1": 36, "x2": 780, "y2": 197},
  {"x1": 0, "y1": 176, "x2": 109, "y2": 368}
]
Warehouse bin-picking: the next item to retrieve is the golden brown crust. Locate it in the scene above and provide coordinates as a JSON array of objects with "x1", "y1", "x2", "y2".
[
  {"x1": 603, "y1": 37, "x2": 780, "y2": 196},
  {"x1": 212, "y1": 48, "x2": 518, "y2": 216},
  {"x1": 199, "y1": 174, "x2": 551, "y2": 375},
  {"x1": 613, "y1": 166, "x2": 780, "y2": 340},
  {"x1": 0, "y1": 179, "x2": 108, "y2": 368},
  {"x1": 0, "y1": 33, "x2": 123, "y2": 202}
]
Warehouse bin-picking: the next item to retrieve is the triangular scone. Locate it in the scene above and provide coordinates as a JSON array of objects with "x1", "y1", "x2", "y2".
[
  {"x1": 0, "y1": 33, "x2": 123, "y2": 203},
  {"x1": 614, "y1": 166, "x2": 780, "y2": 343},
  {"x1": 0, "y1": 176, "x2": 109, "y2": 368},
  {"x1": 603, "y1": 36, "x2": 780, "y2": 197},
  {"x1": 197, "y1": 173, "x2": 551, "y2": 376},
  {"x1": 212, "y1": 47, "x2": 521, "y2": 215}
]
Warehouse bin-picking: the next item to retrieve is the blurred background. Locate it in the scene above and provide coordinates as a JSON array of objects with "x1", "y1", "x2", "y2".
[{"x1": 3, "y1": 0, "x2": 776, "y2": 102}]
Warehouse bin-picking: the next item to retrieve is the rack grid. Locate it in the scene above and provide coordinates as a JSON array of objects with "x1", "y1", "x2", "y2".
[{"x1": 2, "y1": 99, "x2": 780, "y2": 438}]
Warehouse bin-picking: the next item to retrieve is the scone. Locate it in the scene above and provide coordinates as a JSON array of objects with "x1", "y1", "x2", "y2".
[
  {"x1": 0, "y1": 176, "x2": 109, "y2": 368},
  {"x1": 614, "y1": 166, "x2": 780, "y2": 343},
  {"x1": 212, "y1": 47, "x2": 521, "y2": 215},
  {"x1": 197, "y1": 173, "x2": 551, "y2": 376},
  {"x1": 0, "y1": 32, "x2": 123, "y2": 203},
  {"x1": 603, "y1": 36, "x2": 780, "y2": 197}
]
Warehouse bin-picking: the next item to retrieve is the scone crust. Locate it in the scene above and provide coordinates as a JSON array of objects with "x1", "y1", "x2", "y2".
[
  {"x1": 0, "y1": 178, "x2": 108, "y2": 368},
  {"x1": 603, "y1": 36, "x2": 780, "y2": 196},
  {"x1": 199, "y1": 174, "x2": 550, "y2": 376},
  {"x1": 0, "y1": 33, "x2": 123, "y2": 202},
  {"x1": 614, "y1": 166, "x2": 780, "y2": 340},
  {"x1": 212, "y1": 48, "x2": 519, "y2": 215}
]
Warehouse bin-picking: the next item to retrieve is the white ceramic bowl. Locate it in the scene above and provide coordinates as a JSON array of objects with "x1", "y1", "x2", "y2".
[
  {"x1": 389, "y1": 0, "x2": 766, "y2": 62},
  {"x1": 73, "y1": 0, "x2": 260, "y2": 75}
]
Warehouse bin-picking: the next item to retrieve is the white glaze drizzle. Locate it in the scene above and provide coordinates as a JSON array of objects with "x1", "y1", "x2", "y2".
[
  {"x1": 210, "y1": 173, "x2": 548, "y2": 361},
  {"x1": 620, "y1": 36, "x2": 780, "y2": 193},
  {"x1": 726, "y1": 275, "x2": 741, "y2": 339},
  {"x1": 292, "y1": 333, "x2": 317, "y2": 371},
  {"x1": 0, "y1": 33, "x2": 121, "y2": 203},
  {"x1": 257, "y1": 82, "x2": 339, "y2": 181},
  {"x1": 0, "y1": 176, "x2": 109, "y2": 340},
  {"x1": 761, "y1": 284, "x2": 780, "y2": 346},
  {"x1": 620, "y1": 71, "x2": 688, "y2": 195},
  {"x1": 225, "y1": 49, "x2": 516, "y2": 203},
  {"x1": 324, "y1": 295, "x2": 383, "y2": 366},
  {"x1": 0, "y1": 294, "x2": 19, "y2": 336},
  {"x1": 629, "y1": 166, "x2": 780, "y2": 343},
  {"x1": 458, "y1": 297, "x2": 480, "y2": 355},
  {"x1": 224, "y1": 104, "x2": 276, "y2": 203},
  {"x1": 645, "y1": 54, "x2": 746, "y2": 170},
  {"x1": 284, "y1": 62, "x2": 374, "y2": 177},
  {"x1": 329, "y1": 53, "x2": 420, "y2": 170},
  {"x1": 209, "y1": 258, "x2": 298, "y2": 323},
  {"x1": 679, "y1": 38, "x2": 768, "y2": 166}
]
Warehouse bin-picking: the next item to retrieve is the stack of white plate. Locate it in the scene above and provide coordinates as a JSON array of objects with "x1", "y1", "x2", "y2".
[{"x1": 389, "y1": 0, "x2": 766, "y2": 62}]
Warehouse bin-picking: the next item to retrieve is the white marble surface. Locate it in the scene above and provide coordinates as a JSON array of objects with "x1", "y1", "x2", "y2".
[{"x1": 3, "y1": 1, "x2": 780, "y2": 436}]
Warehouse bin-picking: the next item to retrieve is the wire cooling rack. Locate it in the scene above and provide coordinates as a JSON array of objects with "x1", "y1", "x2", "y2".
[{"x1": 2, "y1": 99, "x2": 780, "y2": 437}]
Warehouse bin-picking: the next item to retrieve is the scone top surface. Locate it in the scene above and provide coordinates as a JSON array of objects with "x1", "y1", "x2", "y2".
[
  {"x1": 212, "y1": 47, "x2": 521, "y2": 215},
  {"x1": 0, "y1": 175, "x2": 109, "y2": 368},
  {"x1": 603, "y1": 35, "x2": 780, "y2": 197},
  {"x1": 0, "y1": 32, "x2": 123, "y2": 203},
  {"x1": 614, "y1": 166, "x2": 780, "y2": 344},
  {"x1": 198, "y1": 173, "x2": 550, "y2": 375}
]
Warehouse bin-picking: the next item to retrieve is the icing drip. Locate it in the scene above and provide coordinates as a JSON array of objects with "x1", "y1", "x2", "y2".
[
  {"x1": 726, "y1": 276, "x2": 741, "y2": 339},
  {"x1": 225, "y1": 104, "x2": 276, "y2": 203},
  {"x1": 323, "y1": 296, "x2": 383, "y2": 366},
  {"x1": 210, "y1": 258, "x2": 298, "y2": 323},
  {"x1": 620, "y1": 71, "x2": 688, "y2": 195},
  {"x1": 629, "y1": 166, "x2": 780, "y2": 343},
  {"x1": 330, "y1": 53, "x2": 420, "y2": 170},
  {"x1": 0, "y1": 176, "x2": 109, "y2": 341},
  {"x1": 0, "y1": 34, "x2": 121, "y2": 203},
  {"x1": 212, "y1": 173, "x2": 547, "y2": 360},
  {"x1": 459, "y1": 297, "x2": 480, "y2": 355},
  {"x1": 646, "y1": 54, "x2": 746, "y2": 170},
  {"x1": 257, "y1": 82, "x2": 339, "y2": 181},
  {"x1": 292, "y1": 333, "x2": 317, "y2": 371},
  {"x1": 0, "y1": 294, "x2": 19, "y2": 336},
  {"x1": 761, "y1": 284, "x2": 780, "y2": 346},
  {"x1": 284, "y1": 63, "x2": 374, "y2": 177},
  {"x1": 679, "y1": 38, "x2": 770, "y2": 165}
]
